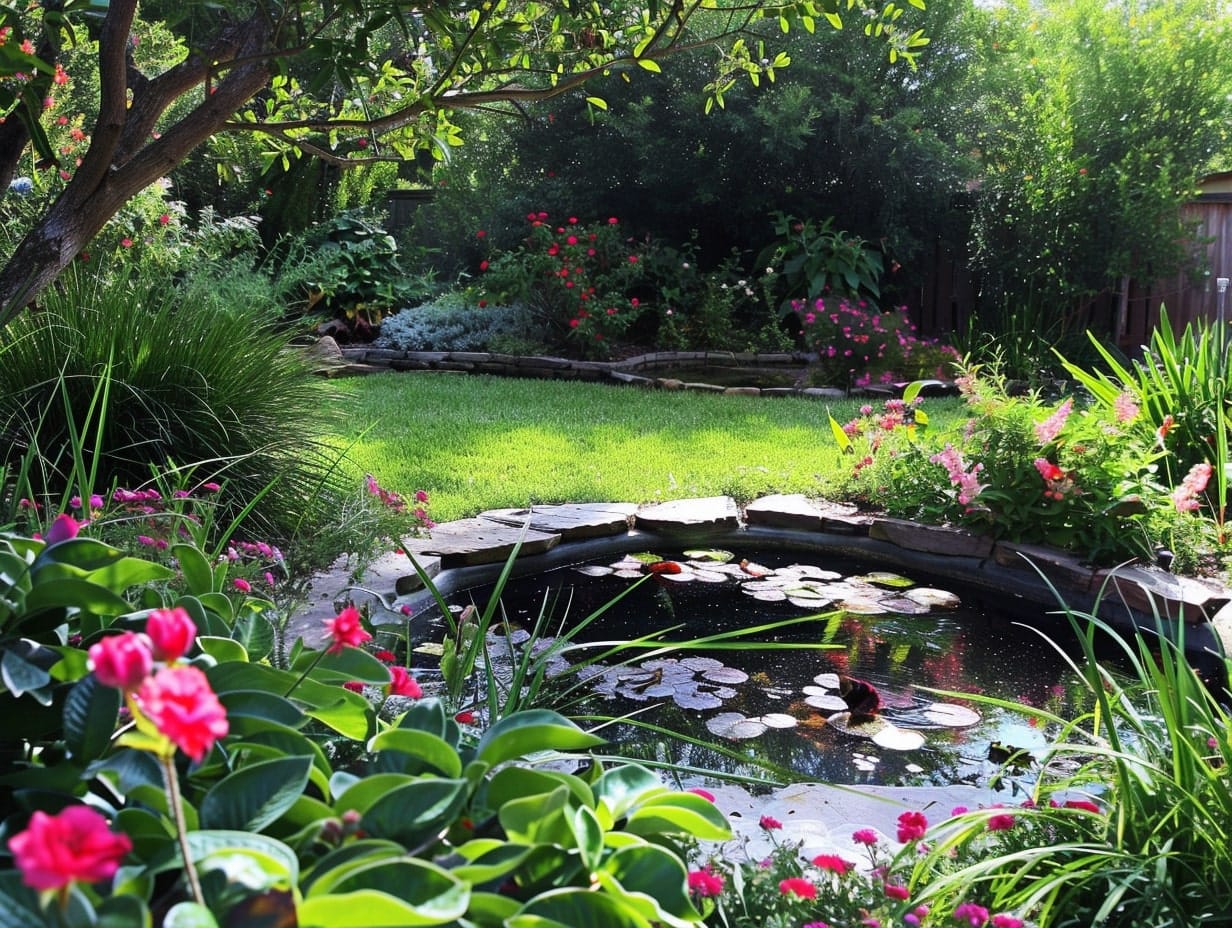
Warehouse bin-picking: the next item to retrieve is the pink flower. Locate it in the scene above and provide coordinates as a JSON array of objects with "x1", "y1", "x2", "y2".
[
  {"x1": 987, "y1": 812, "x2": 1015, "y2": 832},
  {"x1": 342, "y1": 681, "x2": 364, "y2": 693},
  {"x1": 121, "y1": 237, "x2": 133, "y2": 248},
  {"x1": 759, "y1": 815, "x2": 782, "y2": 830},
  {"x1": 1034, "y1": 397, "x2": 1073, "y2": 445},
  {"x1": 44, "y1": 513, "x2": 81, "y2": 544},
  {"x1": 897, "y1": 810, "x2": 928, "y2": 843},
  {"x1": 323, "y1": 605, "x2": 372, "y2": 654},
  {"x1": 374, "y1": 650, "x2": 397, "y2": 663},
  {"x1": 388, "y1": 665, "x2": 423, "y2": 698},
  {"x1": 687, "y1": 867, "x2": 724, "y2": 897},
  {"x1": 686, "y1": 788, "x2": 715, "y2": 802},
  {"x1": 778, "y1": 877, "x2": 816, "y2": 899},
  {"x1": 1113, "y1": 392, "x2": 1139, "y2": 423},
  {"x1": 232, "y1": 578, "x2": 252, "y2": 593},
  {"x1": 145, "y1": 607, "x2": 197, "y2": 662},
  {"x1": 158, "y1": 213, "x2": 170, "y2": 226},
  {"x1": 455, "y1": 710, "x2": 476, "y2": 724},
  {"x1": 1173, "y1": 462, "x2": 1213, "y2": 512},
  {"x1": 885, "y1": 883, "x2": 911, "y2": 900},
  {"x1": 138, "y1": 665, "x2": 229, "y2": 762},
  {"x1": 1063, "y1": 799, "x2": 1101, "y2": 814},
  {"x1": 9, "y1": 806, "x2": 132, "y2": 891},
  {"x1": 852, "y1": 828, "x2": 878, "y2": 845},
  {"x1": 991, "y1": 916, "x2": 1024, "y2": 928},
  {"x1": 803, "y1": 923, "x2": 832, "y2": 928},
  {"x1": 89, "y1": 632, "x2": 153, "y2": 691},
  {"x1": 953, "y1": 902, "x2": 990, "y2": 926},
  {"x1": 811, "y1": 854, "x2": 853, "y2": 875}
]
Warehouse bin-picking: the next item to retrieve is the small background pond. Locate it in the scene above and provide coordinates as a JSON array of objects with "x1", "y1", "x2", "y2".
[{"x1": 411, "y1": 546, "x2": 1107, "y2": 792}]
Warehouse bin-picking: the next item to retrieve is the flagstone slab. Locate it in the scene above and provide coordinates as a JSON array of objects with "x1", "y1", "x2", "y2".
[
  {"x1": 634, "y1": 496, "x2": 741, "y2": 534},
  {"x1": 871, "y1": 517, "x2": 995, "y2": 559},
  {"x1": 744, "y1": 494, "x2": 873, "y2": 533},
  {"x1": 477, "y1": 503, "x2": 638, "y2": 541},
  {"x1": 403, "y1": 518, "x2": 560, "y2": 567},
  {"x1": 1095, "y1": 563, "x2": 1231, "y2": 624}
]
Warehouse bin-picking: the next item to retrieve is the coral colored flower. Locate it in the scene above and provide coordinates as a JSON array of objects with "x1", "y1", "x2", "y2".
[
  {"x1": 232, "y1": 578, "x2": 251, "y2": 593},
  {"x1": 388, "y1": 665, "x2": 423, "y2": 698},
  {"x1": 759, "y1": 814, "x2": 782, "y2": 830},
  {"x1": 323, "y1": 605, "x2": 372, "y2": 654},
  {"x1": 778, "y1": 877, "x2": 817, "y2": 899},
  {"x1": 44, "y1": 513, "x2": 81, "y2": 544},
  {"x1": 479, "y1": 260, "x2": 489, "y2": 271},
  {"x1": 687, "y1": 867, "x2": 724, "y2": 897},
  {"x1": 9, "y1": 806, "x2": 132, "y2": 891},
  {"x1": 1156, "y1": 414, "x2": 1175, "y2": 447},
  {"x1": 687, "y1": 788, "x2": 715, "y2": 802},
  {"x1": 145, "y1": 607, "x2": 196, "y2": 662},
  {"x1": 476, "y1": 229, "x2": 486, "y2": 238},
  {"x1": 1033, "y1": 457, "x2": 1065, "y2": 481},
  {"x1": 953, "y1": 902, "x2": 990, "y2": 926},
  {"x1": 897, "y1": 810, "x2": 928, "y2": 843},
  {"x1": 885, "y1": 883, "x2": 911, "y2": 900},
  {"x1": 811, "y1": 853, "x2": 853, "y2": 875},
  {"x1": 852, "y1": 828, "x2": 878, "y2": 845},
  {"x1": 89, "y1": 632, "x2": 153, "y2": 691},
  {"x1": 138, "y1": 665, "x2": 229, "y2": 761}
]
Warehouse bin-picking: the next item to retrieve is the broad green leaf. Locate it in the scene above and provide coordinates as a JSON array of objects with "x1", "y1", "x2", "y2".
[
  {"x1": 1, "y1": 649, "x2": 51, "y2": 700},
  {"x1": 635, "y1": 58, "x2": 661, "y2": 73},
  {"x1": 32, "y1": 537, "x2": 123, "y2": 573},
  {"x1": 475, "y1": 709, "x2": 604, "y2": 767},
  {"x1": 368, "y1": 729, "x2": 462, "y2": 778},
  {"x1": 298, "y1": 889, "x2": 459, "y2": 927},
  {"x1": 22, "y1": 578, "x2": 131, "y2": 616},
  {"x1": 486, "y1": 766, "x2": 594, "y2": 814},
  {"x1": 451, "y1": 840, "x2": 533, "y2": 884},
  {"x1": 88, "y1": 557, "x2": 176, "y2": 591},
  {"x1": 599, "y1": 844, "x2": 699, "y2": 926},
  {"x1": 300, "y1": 840, "x2": 404, "y2": 895},
  {"x1": 0, "y1": 872, "x2": 48, "y2": 928},
  {"x1": 172, "y1": 543, "x2": 216, "y2": 595},
  {"x1": 594, "y1": 765, "x2": 664, "y2": 819},
  {"x1": 302, "y1": 859, "x2": 469, "y2": 924},
  {"x1": 218, "y1": 690, "x2": 308, "y2": 731},
  {"x1": 509, "y1": 888, "x2": 655, "y2": 928},
  {"x1": 361, "y1": 779, "x2": 470, "y2": 845},
  {"x1": 571, "y1": 805, "x2": 605, "y2": 872},
  {"x1": 96, "y1": 894, "x2": 152, "y2": 928},
  {"x1": 292, "y1": 645, "x2": 392, "y2": 685},
  {"x1": 586, "y1": 96, "x2": 608, "y2": 110},
  {"x1": 232, "y1": 609, "x2": 275, "y2": 662},
  {"x1": 828, "y1": 414, "x2": 853, "y2": 453},
  {"x1": 163, "y1": 902, "x2": 219, "y2": 928},
  {"x1": 64, "y1": 673, "x2": 120, "y2": 762},
  {"x1": 198, "y1": 636, "x2": 248, "y2": 663},
  {"x1": 199, "y1": 756, "x2": 313, "y2": 832},
  {"x1": 625, "y1": 793, "x2": 731, "y2": 841}
]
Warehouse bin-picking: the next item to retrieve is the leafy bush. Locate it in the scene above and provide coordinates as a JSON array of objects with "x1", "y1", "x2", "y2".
[
  {"x1": 374, "y1": 294, "x2": 541, "y2": 352},
  {"x1": 758, "y1": 212, "x2": 885, "y2": 315},
  {"x1": 0, "y1": 266, "x2": 347, "y2": 547}
]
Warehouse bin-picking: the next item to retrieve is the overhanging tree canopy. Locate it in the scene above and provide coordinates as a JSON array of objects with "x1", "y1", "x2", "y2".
[{"x1": 0, "y1": 0, "x2": 928, "y2": 325}]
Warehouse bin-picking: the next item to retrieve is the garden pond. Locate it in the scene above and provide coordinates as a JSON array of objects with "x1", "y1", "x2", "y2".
[{"x1": 405, "y1": 545, "x2": 1115, "y2": 793}]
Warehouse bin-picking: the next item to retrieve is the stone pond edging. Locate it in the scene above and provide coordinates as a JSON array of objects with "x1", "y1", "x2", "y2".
[{"x1": 291, "y1": 494, "x2": 1232, "y2": 676}]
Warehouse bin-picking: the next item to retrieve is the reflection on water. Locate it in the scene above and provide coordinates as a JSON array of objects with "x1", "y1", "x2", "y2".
[{"x1": 427, "y1": 547, "x2": 1099, "y2": 790}]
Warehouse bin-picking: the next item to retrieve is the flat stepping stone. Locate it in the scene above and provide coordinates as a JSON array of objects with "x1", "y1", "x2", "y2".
[
  {"x1": 634, "y1": 496, "x2": 740, "y2": 534},
  {"x1": 478, "y1": 502, "x2": 637, "y2": 541},
  {"x1": 403, "y1": 518, "x2": 559, "y2": 567}
]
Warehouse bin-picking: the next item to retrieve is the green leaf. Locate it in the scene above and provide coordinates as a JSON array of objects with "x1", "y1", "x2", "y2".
[
  {"x1": 585, "y1": 96, "x2": 608, "y2": 110},
  {"x1": 486, "y1": 766, "x2": 594, "y2": 814},
  {"x1": 22, "y1": 578, "x2": 131, "y2": 616},
  {"x1": 298, "y1": 889, "x2": 460, "y2": 927},
  {"x1": 96, "y1": 894, "x2": 153, "y2": 928},
  {"x1": 301, "y1": 859, "x2": 469, "y2": 925},
  {"x1": 498, "y1": 785, "x2": 571, "y2": 845},
  {"x1": 625, "y1": 793, "x2": 731, "y2": 841},
  {"x1": 361, "y1": 778, "x2": 470, "y2": 846},
  {"x1": 163, "y1": 902, "x2": 220, "y2": 928},
  {"x1": 599, "y1": 844, "x2": 699, "y2": 927},
  {"x1": 367, "y1": 729, "x2": 462, "y2": 777},
  {"x1": 509, "y1": 888, "x2": 655, "y2": 928},
  {"x1": 0, "y1": 872, "x2": 48, "y2": 928},
  {"x1": 172, "y1": 543, "x2": 217, "y2": 595},
  {"x1": 1, "y1": 649, "x2": 52, "y2": 700},
  {"x1": 635, "y1": 58, "x2": 661, "y2": 73},
  {"x1": 64, "y1": 673, "x2": 120, "y2": 762},
  {"x1": 233, "y1": 608, "x2": 275, "y2": 662},
  {"x1": 475, "y1": 710, "x2": 604, "y2": 767},
  {"x1": 593, "y1": 765, "x2": 664, "y2": 819},
  {"x1": 198, "y1": 636, "x2": 248, "y2": 663},
  {"x1": 88, "y1": 557, "x2": 176, "y2": 591},
  {"x1": 32, "y1": 537, "x2": 123, "y2": 573},
  {"x1": 571, "y1": 805, "x2": 605, "y2": 872},
  {"x1": 218, "y1": 690, "x2": 308, "y2": 731},
  {"x1": 199, "y1": 755, "x2": 313, "y2": 832},
  {"x1": 828, "y1": 414, "x2": 853, "y2": 453},
  {"x1": 452, "y1": 840, "x2": 534, "y2": 884},
  {"x1": 292, "y1": 645, "x2": 392, "y2": 685}
]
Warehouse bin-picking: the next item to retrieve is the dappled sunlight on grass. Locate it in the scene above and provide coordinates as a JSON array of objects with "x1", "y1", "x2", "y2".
[{"x1": 326, "y1": 373, "x2": 960, "y2": 521}]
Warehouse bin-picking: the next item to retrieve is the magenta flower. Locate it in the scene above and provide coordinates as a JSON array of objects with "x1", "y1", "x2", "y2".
[
  {"x1": 852, "y1": 828, "x2": 879, "y2": 845},
  {"x1": 138, "y1": 665, "x2": 229, "y2": 762},
  {"x1": 44, "y1": 513, "x2": 81, "y2": 545},
  {"x1": 759, "y1": 814, "x2": 782, "y2": 830},
  {"x1": 323, "y1": 605, "x2": 372, "y2": 654},
  {"x1": 897, "y1": 810, "x2": 928, "y2": 843},
  {"x1": 145, "y1": 607, "x2": 197, "y2": 663},
  {"x1": 954, "y1": 902, "x2": 990, "y2": 926},
  {"x1": 232, "y1": 578, "x2": 252, "y2": 593},
  {"x1": 89, "y1": 632, "x2": 153, "y2": 691},
  {"x1": 687, "y1": 867, "x2": 724, "y2": 897},
  {"x1": 885, "y1": 883, "x2": 911, "y2": 900},
  {"x1": 778, "y1": 877, "x2": 817, "y2": 899},
  {"x1": 987, "y1": 812, "x2": 1016, "y2": 832},
  {"x1": 686, "y1": 787, "x2": 715, "y2": 802},
  {"x1": 9, "y1": 806, "x2": 132, "y2": 891},
  {"x1": 811, "y1": 853, "x2": 854, "y2": 875},
  {"x1": 991, "y1": 915, "x2": 1024, "y2": 928},
  {"x1": 388, "y1": 665, "x2": 423, "y2": 698}
]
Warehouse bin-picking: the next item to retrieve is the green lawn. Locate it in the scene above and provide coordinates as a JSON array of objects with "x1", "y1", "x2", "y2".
[{"x1": 326, "y1": 372, "x2": 966, "y2": 523}]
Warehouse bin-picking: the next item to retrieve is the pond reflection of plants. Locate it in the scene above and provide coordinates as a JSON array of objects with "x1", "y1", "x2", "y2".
[{"x1": 405, "y1": 545, "x2": 1093, "y2": 790}]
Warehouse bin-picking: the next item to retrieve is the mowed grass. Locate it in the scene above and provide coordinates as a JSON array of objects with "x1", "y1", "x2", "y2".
[{"x1": 325, "y1": 372, "x2": 966, "y2": 523}]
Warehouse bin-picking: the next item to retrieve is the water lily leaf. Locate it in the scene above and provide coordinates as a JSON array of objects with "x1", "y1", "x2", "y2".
[
  {"x1": 759, "y1": 713, "x2": 798, "y2": 729},
  {"x1": 804, "y1": 693, "x2": 849, "y2": 712},
  {"x1": 702, "y1": 667, "x2": 748, "y2": 685},
  {"x1": 879, "y1": 597, "x2": 932, "y2": 615},
  {"x1": 853, "y1": 756, "x2": 878, "y2": 772},
  {"x1": 643, "y1": 684, "x2": 675, "y2": 698},
  {"x1": 922, "y1": 703, "x2": 981, "y2": 727},
  {"x1": 781, "y1": 585, "x2": 828, "y2": 601},
  {"x1": 574, "y1": 565, "x2": 614, "y2": 577},
  {"x1": 628, "y1": 552, "x2": 667, "y2": 564},
  {"x1": 679, "y1": 657, "x2": 723, "y2": 672},
  {"x1": 853, "y1": 571, "x2": 914, "y2": 588},
  {"x1": 691, "y1": 569, "x2": 729, "y2": 583},
  {"x1": 839, "y1": 599, "x2": 889, "y2": 615},
  {"x1": 739, "y1": 560, "x2": 772, "y2": 578},
  {"x1": 746, "y1": 589, "x2": 788, "y2": 602},
  {"x1": 826, "y1": 711, "x2": 889, "y2": 738},
  {"x1": 871, "y1": 725, "x2": 927, "y2": 751},
  {"x1": 659, "y1": 571, "x2": 695, "y2": 582},
  {"x1": 904, "y1": 587, "x2": 961, "y2": 608},
  {"x1": 704, "y1": 712, "x2": 746, "y2": 737},
  {"x1": 724, "y1": 719, "x2": 768, "y2": 739},
  {"x1": 814, "y1": 673, "x2": 841, "y2": 689},
  {"x1": 741, "y1": 579, "x2": 789, "y2": 591},
  {"x1": 675, "y1": 691, "x2": 725, "y2": 710},
  {"x1": 614, "y1": 569, "x2": 644, "y2": 579},
  {"x1": 789, "y1": 596, "x2": 836, "y2": 610},
  {"x1": 777, "y1": 565, "x2": 843, "y2": 581},
  {"x1": 682, "y1": 549, "x2": 735, "y2": 563}
]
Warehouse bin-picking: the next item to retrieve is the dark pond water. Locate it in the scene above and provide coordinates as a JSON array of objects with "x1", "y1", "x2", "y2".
[{"x1": 414, "y1": 546, "x2": 1102, "y2": 791}]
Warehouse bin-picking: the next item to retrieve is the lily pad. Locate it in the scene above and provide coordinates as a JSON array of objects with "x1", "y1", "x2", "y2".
[
  {"x1": 853, "y1": 571, "x2": 915, "y2": 588},
  {"x1": 922, "y1": 703, "x2": 982, "y2": 727},
  {"x1": 705, "y1": 712, "x2": 746, "y2": 736},
  {"x1": 905, "y1": 587, "x2": 961, "y2": 609},
  {"x1": 804, "y1": 693, "x2": 849, "y2": 712},
  {"x1": 777, "y1": 564, "x2": 843, "y2": 581},
  {"x1": 879, "y1": 597, "x2": 932, "y2": 615},
  {"x1": 702, "y1": 667, "x2": 749, "y2": 685},
  {"x1": 628, "y1": 552, "x2": 668, "y2": 564},
  {"x1": 679, "y1": 656, "x2": 723, "y2": 672},
  {"x1": 742, "y1": 579, "x2": 790, "y2": 591},
  {"x1": 739, "y1": 559, "x2": 772, "y2": 578},
  {"x1": 814, "y1": 673, "x2": 841, "y2": 689},
  {"x1": 839, "y1": 599, "x2": 889, "y2": 615},
  {"x1": 692, "y1": 569, "x2": 730, "y2": 583},
  {"x1": 747, "y1": 589, "x2": 788, "y2": 602},
  {"x1": 660, "y1": 571, "x2": 698, "y2": 583},
  {"x1": 871, "y1": 725, "x2": 927, "y2": 751},
  {"x1": 826, "y1": 711, "x2": 889, "y2": 738},
  {"x1": 613, "y1": 569, "x2": 644, "y2": 579},
  {"x1": 574, "y1": 565, "x2": 614, "y2": 577},
  {"x1": 726, "y1": 719, "x2": 769, "y2": 739},
  {"x1": 677, "y1": 692, "x2": 725, "y2": 710},
  {"x1": 760, "y1": 713, "x2": 799, "y2": 729},
  {"x1": 789, "y1": 596, "x2": 839, "y2": 610},
  {"x1": 683, "y1": 548, "x2": 735, "y2": 563}
]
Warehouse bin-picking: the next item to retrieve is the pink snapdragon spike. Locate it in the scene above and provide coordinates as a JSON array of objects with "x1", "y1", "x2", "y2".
[
  {"x1": 145, "y1": 607, "x2": 197, "y2": 663},
  {"x1": 1173, "y1": 461, "x2": 1213, "y2": 512},
  {"x1": 44, "y1": 513, "x2": 81, "y2": 545},
  {"x1": 137, "y1": 665, "x2": 229, "y2": 762},
  {"x1": 89, "y1": 632, "x2": 153, "y2": 691},
  {"x1": 323, "y1": 605, "x2": 372, "y2": 654},
  {"x1": 1034, "y1": 397, "x2": 1073, "y2": 445},
  {"x1": 9, "y1": 806, "x2": 132, "y2": 891}
]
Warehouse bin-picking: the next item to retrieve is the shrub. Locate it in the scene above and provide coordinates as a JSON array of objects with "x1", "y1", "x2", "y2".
[
  {"x1": 0, "y1": 266, "x2": 347, "y2": 548},
  {"x1": 374, "y1": 294, "x2": 541, "y2": 352},
  {"x1": 757, "y1": 212, "x2": 885, "y2": 315}
]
